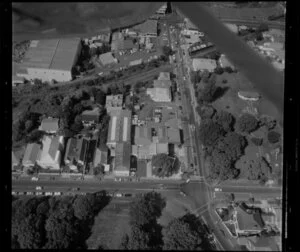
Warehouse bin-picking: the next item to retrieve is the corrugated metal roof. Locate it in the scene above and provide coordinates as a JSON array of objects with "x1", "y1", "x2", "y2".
[
  {"x1": 22, "y1": 143, "x2": 41, "y2": 165},
  {"x1": 19, "y1": 38, "x2": 80, "y2": 71},
  {"x1": 115, "y1": 143, "x2": 131, "y2": 171}
]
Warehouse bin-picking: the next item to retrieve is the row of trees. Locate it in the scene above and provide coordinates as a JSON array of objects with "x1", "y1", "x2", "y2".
[
  {"x1": 12, "y1": 192, "x2": 110, "y2": 249},
  {"x1": 119, "y1": 192, "x2": 213, "y2": 250}
]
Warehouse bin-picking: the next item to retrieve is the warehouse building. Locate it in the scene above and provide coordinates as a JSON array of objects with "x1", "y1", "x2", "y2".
[
  {"x1": 16, "y1": 38, "x2": 81, "y2": 82},
  {"x1": 107, "y1": 109, "x2": 132, "y2": 156}
]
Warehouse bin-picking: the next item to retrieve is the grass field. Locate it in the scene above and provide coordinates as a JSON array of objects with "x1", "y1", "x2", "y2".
[{"x1": 86, "y1": 199, "x2": 131, "y2": 249}]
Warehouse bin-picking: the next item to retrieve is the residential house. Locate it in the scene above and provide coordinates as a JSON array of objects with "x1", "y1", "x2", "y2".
[
  {"x1": 147, "y1": 87, "x2": 172, "y2": 102},
  {"x1": 64, "y1": 136, "x2": 89, "y2": 170},
  {"x1": 105, "y1": 94, "x2": 123, "y2": 113},
  {"x1": 39, "y1": 117, "x2": 59, "y2": 133},
  {"x1": 235, "y1": 202, "x2": 265, "y2": 235},
  {"x1": 155, "y1": 3, "x2": 167, "y2": 15},
  {"x1": 114, "y1": 142, "x2": 131, "y2": 176},
  {"x1": 158, "y1": 72, "x2": 170, "y2": 81},
  {"x1": 107, "y1": 109, "x2": 132, "y2": 155},
  {"x1": 99, "y1": 52, "x2": 117, "y2": 66},
  {"x1": 81, "y1": 107, "x2": 101, "y2": 126},
  {"x1": 22, "y1": 143, "x2": 41, "y2": 167},
  {"x1": 192, "y1": 58, "x2": 217, "y2": 72},
  {"x1": 111, "y1": 39, "x2": 137, "y2": 52},
  {"x1": 37, "y1": 135, "x2": 64, "y2": 170}
]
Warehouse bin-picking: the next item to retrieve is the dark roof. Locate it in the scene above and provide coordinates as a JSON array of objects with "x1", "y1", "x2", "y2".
[
  {"x1": 137, "y1": 160, "x2": 147, "y2": 177},
  {"x1": 64, "y1": 137, "x2": 89, "y2": 163},
  {"x1": 81, "y1": 114, "x2": 99, "y2": 123},
  {"x1": 79, "y1": 138, "x2": 88, "y2": 162},
  {"x1": 115, "y1": 142, "x2": 131, "y2": 171},
  {"x1": 237, "y1": 203, "x2": 265, "y2": 231}
]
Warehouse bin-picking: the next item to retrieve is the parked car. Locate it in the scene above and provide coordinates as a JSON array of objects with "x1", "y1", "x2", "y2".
[
  {"x1": 214, "y1": 188, "x2": 222, "y2": 192},
  {"x1": 72, "y1": 187, "x2": 80, "y2": 191},
  {"x1": 12, "y1": 191, "x2": 17, "y2": 195},
  {"x1": 17, "y1": 192, "x2": 24, "y2": 195},
  {"x1": 115, "y1": 193, "x2": 123, "y2": 197},
  {"x1": 26, "y1": 192, "x2": 33, "y2": 195},
  {"x1": 35, "y1": 192, "x2": 43, "y2": 196},
  {"x1": 31, "y1": 177, "x2": 39, "y2": 181},
  {"x1": 186, "y1": 179, "x2": 190, "y2": 183},
  {"x1": 45, "y1": 192, "x2": 53, "y2": 196},
  {"x1": 36, "y1": 186, "x2": 43, "y2": 190},
  {"x1": 54, "y1": 192, "x2": 62, "y2": 196},
  {"x1": 124, "y1": 193, "x2": 132, "y2": 197},
  {"x1": 180, "y1": 191, "x2": 187, "y2": 197}
]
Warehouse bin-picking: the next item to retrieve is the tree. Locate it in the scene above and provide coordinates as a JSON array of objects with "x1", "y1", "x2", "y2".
[
  {"x1": 199, "y1": 79, "x2": 218, "y2": 103},
  {"x1": 213, "y1": 110, "x2": 235, "y2": 132},
  {"x1": 224, "y1": 66, "x2": 234, "y2": 73},
  {"x1": 25, "y1": 120, "x2": 34, "y2": 133},
  {"x1": 73, "y1": 103, "x2": 84, "y2": 115},
  {"x1": 129, "y1": 192, "x2": 166, "y2": 227},
  {"x1": 260, "y1": 116, "x2": 276, "y2": 130},
  {"x1": 163, "y1": 218, "x2": 201, "y2": 250},
  {"x1": 152, "y1": 154, "x2": 180, "y2": 178},
  {"x1": 25, "y1": 129, "x2": 45, "y2": 143},
  {"x1": 162, "y1": 45, "x2": 173, "y2": 57},
  {"x1": 237, "y1": 113, "x2": 258, "y2": 133},
  {"x1": 190, "y1": 70, "x2": 201, "y2": 84},
  {"x1": 199, "y1": 119, "x2": 225, "y2": 147},
  {"x1": 95, "y1": 90, "x2": 106, "y2": 105},
  {"x1": 267, "y1": 131, "x2": 281, "y2": 144},
  {"x1": 120, "y1": 225, "x2": 151, "y2": 250},
  {"x1": 244, "y1": 157, "x2": 271, "y2": 180},
  {"x1": 214, "y1": 66, "x2": 224, "y2": 75}
]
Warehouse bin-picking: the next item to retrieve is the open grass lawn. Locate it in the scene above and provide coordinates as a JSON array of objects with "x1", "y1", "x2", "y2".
[
  {"x1": 158, "y1": 192, "x2": 194, "y2": 227},
  {"x1": 86, "y1": 199, "x2": 131, "y2": 249},
  {"x1": 212, "y1": 72, "x2": 279, "y2": 120}
]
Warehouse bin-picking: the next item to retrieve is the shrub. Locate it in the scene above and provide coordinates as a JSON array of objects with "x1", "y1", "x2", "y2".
[
  {"x1": 251, "y1": 137, "x2": 263, "y2": 146},
  {"x1": 237, "y1": 113, "x2": 258, "y2": 133},
  {"x1": 267, "y1": 131, "x2": 281, "y2": 144}
]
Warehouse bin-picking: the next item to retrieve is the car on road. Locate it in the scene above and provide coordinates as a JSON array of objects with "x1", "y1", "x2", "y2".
[
  {"x1": 45, "y1": 192, "x2": 53, "y2": 196},
  {"x1": 36, "y1": 186, "x2": 43, "y2": 190},
  {"x1": 72, "y1": 187, "x2": 80, "y2": 191},
  {"x1": 78, "y1": 192, "x2": 86, "y2": 195},
  {"x1": 35, "y1": 192, "x2": 43, "y2": 196},
  {"x1": 114, "y1": 178, "x2": 122, "y2": 182},
  {"x1": 115, "y1": 193, "x2": 123, "y2": 197},
  {"x1": 54, "y1": 192, "x2": 62, "y2": 196},
  {"x1": 214, "y1": 188, "x2": 222, "y2": 192},
  {"x1": 186, "y1": 179, "x2": 190, "y2": 183},
  {"x1": 26, "y1": 192, "x2": 33, "y2": 195},
  {"x1": 31, "y1": 177, "x2": 39, "y2": 181},
  {"x1": 124, "y1": 193, "x2": 132, "y2": 197}
]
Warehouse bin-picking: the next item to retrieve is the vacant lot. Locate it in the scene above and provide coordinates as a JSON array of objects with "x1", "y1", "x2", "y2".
[
  {"x1": 158, "y1": 191, "x2": 195, "y2": 227},
  {"x1": 86, "y1": 199, "x2": 131, "y2": 249}
]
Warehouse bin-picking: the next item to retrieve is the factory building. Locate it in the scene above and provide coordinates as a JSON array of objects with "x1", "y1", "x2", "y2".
[{"x1": 16, "y1": 38, "x2": 81, "y2": 82}]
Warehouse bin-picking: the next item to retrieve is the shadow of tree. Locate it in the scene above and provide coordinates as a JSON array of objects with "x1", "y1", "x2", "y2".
[{"x1": 212, "y1": 86, "x2": 230, "y2": 102}]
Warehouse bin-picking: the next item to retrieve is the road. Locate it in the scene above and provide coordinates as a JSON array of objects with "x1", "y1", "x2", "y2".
[{"x1": 166, "y1": 18, "x2": 236, "y2": 250}]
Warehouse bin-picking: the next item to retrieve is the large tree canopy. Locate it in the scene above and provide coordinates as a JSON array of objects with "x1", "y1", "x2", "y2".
[
  {"x1": 237, "y1": 113, "x2": 258, "y2": 133},
  {"x1": 213, "y1": 110, "x2": 235, "y2": 132},
  {"x1": 152, "y1": 154, "x2": 180, "y2": 178},
  {"x1": 199, "y1": 119, "x2": 225, "y2": 147}
]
